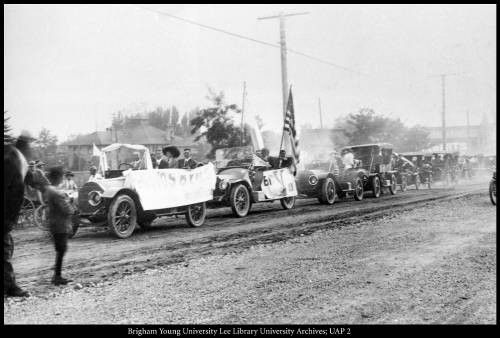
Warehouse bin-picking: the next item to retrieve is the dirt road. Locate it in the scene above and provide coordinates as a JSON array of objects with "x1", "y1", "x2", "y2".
[{"x1": 4, "y1": 180, "x2": 496, "y2": 323}]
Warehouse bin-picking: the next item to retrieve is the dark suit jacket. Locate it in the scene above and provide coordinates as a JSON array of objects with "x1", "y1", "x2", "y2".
[
  {"x1": 43, "y1": 186, "x2": 75, "y2": 234},
  {"x1": 158, "y1": 158, "x2": 178, "y2": 169},
  {"x1": 269, "y1": 156, "x2": 293, "y2": 169},
  {"x1": 178, "y1": 158, "x2": 197, "y2": 169},
  {"x1": 4, "y1": 145, "x2": 25, "y2": 233}
]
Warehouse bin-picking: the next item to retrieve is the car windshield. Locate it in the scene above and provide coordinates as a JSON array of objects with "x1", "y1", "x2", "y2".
[
  {"x1": 100, "y1": 144, "x2": 150, "y2": 171},
  {"x1": 215, "y1": 146, "x2": 269, "y2": 169}
]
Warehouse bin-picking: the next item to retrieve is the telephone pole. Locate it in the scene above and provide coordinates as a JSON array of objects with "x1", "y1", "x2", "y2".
[
  {"x1": 318, "y1": 98, "x2": 323, "y2": 128},
  {"x1": 441, "y1": 74, "x2": 446, "y2": 151},
  {"x1": 258, "y1": 11, "x2": 309, "y2": 118},
  {"x1": 241, "y1": 81, "x2": 247, "y2": 146}
]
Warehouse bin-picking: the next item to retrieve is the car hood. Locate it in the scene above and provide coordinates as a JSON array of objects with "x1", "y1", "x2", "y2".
[{"x1": 217, "y1": 167, "x2": 249, "y2": 182}]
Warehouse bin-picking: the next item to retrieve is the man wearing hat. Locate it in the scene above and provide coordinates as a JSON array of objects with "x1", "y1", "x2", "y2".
[
  {"x1": 4, "y1": 131, "x2": 36, "y2": 297},
  {"x1": 177, "y1": 147, "x2": 198, "y2": 169},
  {"x1": 59, "y1": 171, "x2": 78, "y2": 191},
  {"x1": 88, "y1": 166, "x2": 103, "y2": 182}
]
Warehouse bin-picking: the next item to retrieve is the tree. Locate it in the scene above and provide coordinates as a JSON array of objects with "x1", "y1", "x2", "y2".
[
  {"x1": 398, "y1": 125, "x2": 432, "y2": 152},
  {"x1": 337, "y1": 108, "x2": 431, "y2": 152},
  {"x1": 4, "y1": 111, "x2": 15, "y2": 145},
  {"x1": 171, "y1": 106, "x2": 180, "y2": 135},
  {"x1": 190, "y1": 90, "x2": 251, "y2": 158},
  {"x1": 33, "y1": 128, "x2": 58, "y2": 161},
  {"x1": 180, "y1": 113, "x2": 189, "y2": 136}
]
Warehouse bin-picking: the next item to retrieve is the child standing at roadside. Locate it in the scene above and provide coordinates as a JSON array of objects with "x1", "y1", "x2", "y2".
[{"x1": 42, "y1": 166, "x2": 75, "y2": 285}]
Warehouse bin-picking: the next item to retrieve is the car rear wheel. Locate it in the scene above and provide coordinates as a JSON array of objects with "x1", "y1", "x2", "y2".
[
  {"x1": 108, "y1": 195, "x2": 137, "y2": 239},
  {"x1": 186, "y1": 203, "x2": 206, "y2": 227},
  {"x1": 230, "y1": 183, "x2": 251, "y2": 217},
  {"x1": 353, "y1": 177, "x2": 364, "y2": 201},
  {"x1": 280, "y1": 196, "x2": 296, "y2": 210},
  {"x1": 371, "y1": 176, "x2": 381, "y2": 198},
  {"x1": 318, "y1": 178, "x2": 336, "y2": 205},
  {"x1": 490, "y1": 180, "x2": 496, "y2": 205},
  {"x1": 389, "y1": 174, "x2": 397, "y2": 195}
]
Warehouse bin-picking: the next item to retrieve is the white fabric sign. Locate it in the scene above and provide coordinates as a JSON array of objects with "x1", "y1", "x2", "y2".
[
  {"x1": 261, "y1": 168, "x2": 298, "y2": 200},
  {"x1": 123, "y1": 163, "x2": 217, "y2": 210}
]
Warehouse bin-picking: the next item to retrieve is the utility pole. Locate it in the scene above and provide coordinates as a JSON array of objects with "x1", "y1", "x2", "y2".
[
  {"x1": 241, "y1": 81, "x2": 247, "y2": 146},
  {"x1": 466, "y1": 110, "x2": 470, "y2": 153},
  {"x1": 318, "y1": 98, "x2": 323, "y2": 128},
  {"x1": 441, "y1": 74, "x2": 446, "y2": 151},
  {"x1": 258, "y1": 11, "x2": 309, "y2": 118}
]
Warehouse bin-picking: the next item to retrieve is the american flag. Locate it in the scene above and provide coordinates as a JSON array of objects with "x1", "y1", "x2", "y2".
[{"x1": 283, "y1": 87, "x2": 300, "y2": 163}]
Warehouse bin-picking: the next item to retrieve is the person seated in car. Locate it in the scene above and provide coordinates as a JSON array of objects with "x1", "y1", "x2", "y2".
[
  {"x1": 159, "y1": 146, "x2": 179, "y2": 169},
  {"x1": 269, "y1": 150, "x2": 293, "y2": 169},
  {"x1": 341, "y1": 148, "x2": 355, "y2": 170},
  {"x1": 177, "y1": 148, "x2": 198, "y2": 169}
]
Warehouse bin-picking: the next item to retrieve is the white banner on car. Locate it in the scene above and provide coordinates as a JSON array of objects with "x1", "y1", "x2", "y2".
[
  {"x1": 123, "y1": 163, "x2": 217, "y2": 210},
  {"x1": 261, "y1": 168, "x2": 298, "y2": 200}
]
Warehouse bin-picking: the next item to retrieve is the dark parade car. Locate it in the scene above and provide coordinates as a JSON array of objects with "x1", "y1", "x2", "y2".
[
  {"x1": 211, "y1": 146, "x2": 298, "y2": 217},
  {"x1": 295, "y1": 155, "x2": 366, "y2": 204},
  {"x1": 401, "y1": 153, "x2": 433, "y2": 189},
  {"x1": 345, "y1": 143, "x2": 399, "y2": 198}
]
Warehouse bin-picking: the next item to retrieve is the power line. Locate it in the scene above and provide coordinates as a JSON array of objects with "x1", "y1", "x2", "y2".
[{"x1": 134, "y1": 5, "x2": 363, "y2": 75}]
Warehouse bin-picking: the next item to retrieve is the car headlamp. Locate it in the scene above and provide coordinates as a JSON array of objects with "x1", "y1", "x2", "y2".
[
  {"x1": 88, "y1": 191, "x2": 103, "y2": 206},
  {"x1": 219, "y1": 180, "x2": 229, "y2": 190},
  {"x1": 308, "y1": 175, "x2": 319, "y2": 185}
]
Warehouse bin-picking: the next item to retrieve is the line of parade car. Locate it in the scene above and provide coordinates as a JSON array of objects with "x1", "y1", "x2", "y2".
[{"x1": 40, "y1": 142, "x2": 491, "y2": 239}]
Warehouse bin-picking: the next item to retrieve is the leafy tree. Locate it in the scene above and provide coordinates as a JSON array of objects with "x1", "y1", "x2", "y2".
[
  {"x1": 33, "y1": 128, "x2": 58, "y2": 161},
  {"x1": 4, "y1": 111, "x2": 15, "y2": 145},
  {"x1": 190, "y1": 90, "x2": 251, "y2": 158},
  {"x1": 180, "y1": 113, "x2": 189, "y2": 136},
  {"x1": 171, "y1": 106, "x2": 180, "y2": 135},
  {"x1": 398, "y1": 125, "x2": 432, "y2": 152}
]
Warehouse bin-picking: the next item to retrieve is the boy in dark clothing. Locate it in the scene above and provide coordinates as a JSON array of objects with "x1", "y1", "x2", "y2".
[{"x1": 42, "y1": 166, "x2": 75, "y2": 285}]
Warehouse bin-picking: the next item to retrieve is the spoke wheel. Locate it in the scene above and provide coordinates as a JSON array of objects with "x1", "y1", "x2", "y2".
[
  {"x1": 389, "y1": 174, "x2": 397, "y2": 195},
  {"x1": 230, "y1": 184, "x2": 251, "y2": 217},
  {"x1": 318, "y1": 178, "x2": 336, "y2": 205},
  {"x1": 490, "y1": 180, "x2": 496, "y2": 205},
  {"x1": 371, "y1": 176, "x2": 381, "y2": 198},
  {"x1": 186, "y1": 202, "x2": 206, "y2": 227},
  {"x1": 353, "y1": 177, "x2": 364, "y2": 201},
  {"x1": 18, "y1": 198, "x2": 36, "y2": 228},
  {"x1": 108, "y1": 195, "x2": 137, "y2": 239},
  {"x1": 280, "y1": 196, "x2": 296, "y2": 210}
]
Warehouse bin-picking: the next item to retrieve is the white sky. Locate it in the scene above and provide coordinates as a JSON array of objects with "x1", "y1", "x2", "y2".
[{"x1": 4, "y1": 4, "x2": 496, "y2": 142}]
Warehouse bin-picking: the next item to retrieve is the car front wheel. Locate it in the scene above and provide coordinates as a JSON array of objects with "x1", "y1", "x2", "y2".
[
  {"x1": 318, "y1": 178, "x2": 336, "y2": 205},
  {"x1": 490, "y1": 180, "x2": 496, "y2": 205},
  {"x1": 108, "y1": 195, "x2": 137, "y2": 239},
  {"x1": 353, "y1": 177, "x2": 364, "y2": 201},
  {"x1": 230, "y1": 183, "x2": 251, "y2": 217},
  {"x1": 371, "y1": 176, "x2": 381, "y2": 198},
  {"x1": 389, "y1": 174, "x2": 397, "y2": 195}
]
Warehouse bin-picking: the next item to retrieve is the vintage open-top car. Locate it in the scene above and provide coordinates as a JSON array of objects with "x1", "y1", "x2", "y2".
[
  {"x1": 399, "y1": 153, "x2": 431, "y2": 189},
  {"x1": 295, "y1": 152, "x2": 367, "y2": 204},
  {"x1": 76, "y1": 143, "x2": 217, "y2": 238},
  {"x1": 211, "y1": 146, "x2": 297, "y2": 217},
  {"x1": 344, "y1": 143, "x2": 399, "y2": 197}
]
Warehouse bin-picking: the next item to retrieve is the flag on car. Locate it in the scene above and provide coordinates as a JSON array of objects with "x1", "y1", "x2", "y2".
[
  {"x1": 92, "y1": 143, "x2": 101, "y2": 156},
  {"x1": 283, "y1": 87, "x2": 300, "y2": 163}
]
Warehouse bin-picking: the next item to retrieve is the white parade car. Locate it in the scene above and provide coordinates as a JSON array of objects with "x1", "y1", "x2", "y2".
[{"x1": 77, "y1": 143, "x2": 217, "y2": 238}]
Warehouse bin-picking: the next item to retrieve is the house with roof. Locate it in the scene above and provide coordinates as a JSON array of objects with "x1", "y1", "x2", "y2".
[{"x1": 60, "y1": 120, "x2": 200, "y2": 171}]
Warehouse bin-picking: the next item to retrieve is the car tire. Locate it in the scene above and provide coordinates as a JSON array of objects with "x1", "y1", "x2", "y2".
[
  {"x1": 389, "y1": 174, "x2": 397, "y2": 195},
  {"x1": 108, "y1": 194, "x2": 137, "y2": 239},
  {"x1": 371, "y1": 176, "x2": 381, "y2": 198},
  {"x1": 353, "y1": 177, "x2": 364, "y2": 201},
  {"x1": 490, "y1": 180, "x2": 496, "y2": 205},
  {"x1": 186, "y1": 202, "x2": 206, "y2": 227},
  {"x1": 280, "y1": 196, "x2": 296, "y2": 210},
  {"x1": 318, "y1": 178, "x2": 336, "y2": 205},
  {"x1": 230, "y1": 183, "x2": 251, "y2": 217}
]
